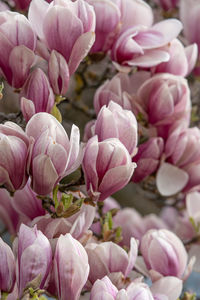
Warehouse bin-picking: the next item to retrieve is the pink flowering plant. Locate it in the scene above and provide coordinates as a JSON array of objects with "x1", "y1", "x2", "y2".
[{"x1": 0, "y1": 0, "x2": 199, "y2": 299}]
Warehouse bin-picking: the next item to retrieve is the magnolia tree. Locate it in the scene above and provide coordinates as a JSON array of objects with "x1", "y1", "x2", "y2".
[{"x1": 0, "y1": 0, "x2": 200, "y2": 299}]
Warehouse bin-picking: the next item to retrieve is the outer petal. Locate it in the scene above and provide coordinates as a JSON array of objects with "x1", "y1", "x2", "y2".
[
  {"x1": 0, "y1": 238, "x2": 16, "y2": 293},
  {"x1": 32, "y1": 154, "x2": 58, "y2": 195},
  {"x1": 43, "y1": 6, "x2": 83, "y2": 61},
  {"x1": 68, "y1": 31, "x2": 95, "y2": 75},
  {"x1": 127, "y1": 49, "x2": 170, "y2": 67},
  {"x1": 98, "y1": 163, "x2": 135, "y2": 201},
  {"x1": 156, "y1": 162, "x2": 189, "y2": 196},
  {"x1": 48, "y1": 50, "x2": 70, "y2": 95},
  {"x1": 151, "y1": 19, "x2": 183, "y2": 47},
  {"x1": 82, "y1": 136, "x2": 99, "y2": 192},
  {"x1": 121, "y1": 0, "x2": 153, "y2": 30},
  {"x1": 185, "y1": 43, "x2": 198, "y2": 76},
  {"x1": 9, "y1": 45, "x2": 35, "y2": 88},
  {"x1": 151, "y1": 276, "x2": 183, "y2": 300},
  {"x1": 20, "y1": 97, "x2": 36, "y2": 122},
  {"x1": 18, "y1": 244, "x2": 48, "y2": 296},
  {"x1": 28, "y1": 0, "x2": 49, "y2": 39},
  {"x1": 65, "y1": 124, "x2": 81, "y2": 172},
  {"x1": 54, "y1": 234, "x2": 89, "y2": 300}
]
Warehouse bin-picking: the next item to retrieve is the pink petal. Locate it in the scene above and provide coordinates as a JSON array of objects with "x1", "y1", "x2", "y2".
[
  {"x1": 20, "y1": 97, "x2": 36, "y2": 122},
  {"x1": 28, "y1": 0, "x2": 49, "y2": 39},
  {"x1": 9, "y1": 45, "x2": 35, "y2": 88},
  {"x1": 32, "y1": 154, "x2": 58, "y2": 195},
  {"x1": 68, "y1": 31, "x2": 95, "y2": 75},
  {"x1": 156, "y1": 162, "x2": 189, "y2": 196}
]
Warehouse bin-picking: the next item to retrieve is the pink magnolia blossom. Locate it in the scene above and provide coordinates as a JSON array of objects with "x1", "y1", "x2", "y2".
[
  {"x1": 28, "y1": 0, "x2": 96, "y2": 75},
  {"x1": 0, "y1": 11, "x2": 36, "y2": 88},
  {"x1": 82, "y1": 136, "x2": 136, "y2": 201},
  {"x1": 111, "y1": 19, "x2": 182, "y2": 69},
  {"x1": 17, "y1": 224, "x2": 52, "y2": 297},
  {"x1": 26, "y1": 113, "x2": 82, "y2": 195},
  {"x1": 54, "y1": 233, "x2": 89, "y2": 300},
  {"x1": 0, "y1": 122, "x2": 29, "y2": 192},
  {"x1": 20, "y1": 68, "x2": 55, "y2": 122},
  {"x1": 86, "y1": 238, "x2": 138, "y2": 285},
  {"x1": 156, "y1": 123, "x2": 200, "y2": 196},
  {"x1": 0, "y1": 238, "x2": 16, "y2": 293},
  {"x1": 90, "y1": 276, "x2": 182, "y2": 300},
  {"x1": 140, "y1": 229, "x2": 189, "y2": 279},
  {"x1": 135, "y1": 73, "x2": 191, "y2": 140},
  {"x1": 94, "y1": 101, "x2": 138, "y2": 156}
]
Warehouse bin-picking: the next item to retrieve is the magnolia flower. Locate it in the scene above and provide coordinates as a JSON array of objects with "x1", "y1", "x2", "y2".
[
  {"x1": 54, "y1": 233, "x2": 89, "y2": 300},
  {"x1": 26, "y1": 113, "x2": 82, "y2": 195},
  {"x1": 17, "y1": 224, "x2": 52, "y2": 297},
  {"x1": 82, "y1": 136, "x2": 136, "y2": 201},
  {"x1": 28, "y1": 0, "x2": 96, "y2": 74},
  {"x1": 140, "y1": 229, "x2": 189, "y2": 279}
]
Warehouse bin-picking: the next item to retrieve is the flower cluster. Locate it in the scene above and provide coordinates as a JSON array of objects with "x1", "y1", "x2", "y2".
[{"x1": 0, "y1": 0, "x2": 199, "y2": 299}]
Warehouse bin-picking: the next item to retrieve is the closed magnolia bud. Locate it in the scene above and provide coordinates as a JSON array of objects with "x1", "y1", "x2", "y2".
[
  {"x1": 0, "y1": 238, "x2": 16, "y2": 293},
  {"x1": 48, "y1": 50, "x2": 70, "y2": 96},
  {"x1": 26, "y1": 113, "x2": 82, "y2": 195},
  {"x1": 0, "y1": 122, "x2": 29, "y2": 192},
  {"x1": 94, "y1": 102, "x2": 138, "y2": 157},
  {"x1": 141, "y1": 229, "x2": 188, "y2": 278},
  {"x1": 82, "y1": 136, "x2": 136, "y2": 202},
  {"x1": 86, "y1": 238, "x2": 138, "y2": 285},
  {"x1": 17, "y1": 224, "x2": 52, "y2": 297},
  {"x1": 54, "y1": 233, "x2": 89, "y2": 300},
  {"x1": 20, "y1": 68, "x2": 54, "y2": 122}
]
